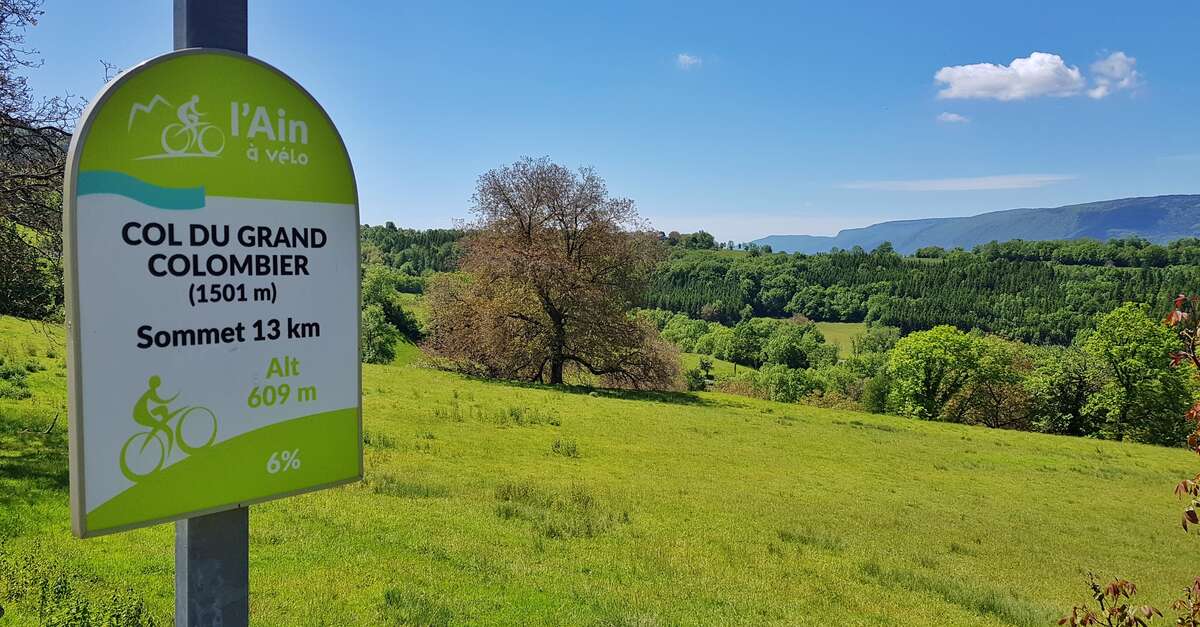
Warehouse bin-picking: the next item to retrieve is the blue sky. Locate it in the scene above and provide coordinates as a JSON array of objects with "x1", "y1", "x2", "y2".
[{"x1": 27, "y1": 1, "x2": 1200, "y2": 241}]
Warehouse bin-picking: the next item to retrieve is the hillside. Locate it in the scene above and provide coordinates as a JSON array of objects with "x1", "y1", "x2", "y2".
[
  {"x1": 2, "y1": 316, "x2": 1198, "y2": 625},
  {"x1": 755, "y1": 195, "x2": 1200, "y2": 254}
]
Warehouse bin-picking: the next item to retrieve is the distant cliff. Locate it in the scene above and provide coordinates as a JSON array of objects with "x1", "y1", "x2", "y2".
[{"x1": 753, "y1": 195, "x2": 1200, "y2": 254}]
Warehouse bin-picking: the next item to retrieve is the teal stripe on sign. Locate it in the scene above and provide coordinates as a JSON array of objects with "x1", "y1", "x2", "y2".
[{"x1": 77, "y1": 170, "x2": 205, "y2": 210}]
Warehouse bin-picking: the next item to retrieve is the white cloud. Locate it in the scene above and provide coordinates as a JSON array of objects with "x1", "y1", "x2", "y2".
[
  {"x1": 1088, "y1": 51, "x2": 1139, "y2": 99},
  {"x1": 935, "y1": 52, "x2": 1085, "y2": 100},
  {"x1": 676, "y1": 53, "x2": 702, "y2": 70},
  {"x1": 937, "y1": 112, "x2": 970, "y2": 123},
  {"x1": 840, "y1": 174, "x2": 1076, "y2": 192}
]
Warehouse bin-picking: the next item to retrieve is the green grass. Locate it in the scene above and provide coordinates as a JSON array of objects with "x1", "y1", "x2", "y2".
[
  {"x1": 681, "y1": 352, "x2": 752, "y2": 380},
  {"x1": 391, "y1": 338, "x2": 423, "y2": 366},
  {"x1": 394, "y1": 291, "x2": 429, "y2": 327},
  {"x1": 815, "y1": 321, "x2": 868, "y2": 359},
  {"x1": 2, "y1": 315, "x2": 1198, "y2": 625}
]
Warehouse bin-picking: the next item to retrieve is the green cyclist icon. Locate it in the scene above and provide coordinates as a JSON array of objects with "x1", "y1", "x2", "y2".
[{"x1": 119, "y1": 375, "x2": 218, "y2": 482}]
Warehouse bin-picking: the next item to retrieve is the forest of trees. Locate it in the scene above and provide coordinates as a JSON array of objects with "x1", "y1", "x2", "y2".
[
  {"x1": 641, "y1": 304, "x2": 1198, "y2": 447},
  {"x1": 359, "y1": 224, "x2": 463, "y2": 275},
  {"x1": 354, "y1": 228, "x2": 1200, "y2": 349},
  {"x1": 645, "y1": 239, "x2": 1200, "y2": 345}
]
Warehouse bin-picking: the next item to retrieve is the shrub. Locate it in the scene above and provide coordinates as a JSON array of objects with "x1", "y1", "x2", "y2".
[
  {"x1": 361, "y1": 304, "x2": 401, "y2": 364},
  {"x1": 361, "y1": 264, "x2": 422, "y2": 340},
  {"x1": 684, "y1": 368, "x2": 707, "y2": 391},
  {"x1": 0, "y1": 379, "x2": 31, "y2": 400},
  {"x1": 714, "y1": 374, "x2": 756, "y2": 398},
  {"x1": 551, "y1": 438, "x2": 580, "y2": 458},
  {"x1": 754, "y1": 364, "x2": 821, "y2": 403},
  {"x1": 0, "y1": 360, "x2": 31, "y2": 400},
  {"x1": 862, "y1": 372, "x2": 891, "y2": 414},
  {"x1": 812, "y1": 364, "x2": 863, "y2": 400}
]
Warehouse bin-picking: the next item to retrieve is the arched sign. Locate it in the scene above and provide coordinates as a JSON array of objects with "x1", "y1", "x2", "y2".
[{"x1": 64, "y1": 49, "x2": 362, "y2": 538}]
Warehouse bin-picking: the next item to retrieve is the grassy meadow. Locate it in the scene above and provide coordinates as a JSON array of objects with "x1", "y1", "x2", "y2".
[
  {"x1": 2, "y1": 315, "x2": 1199, "y2": 625},
  {"x1": 813, "y1": 322, "x2": 868, "y2": 359},
  {"x1": 681, "y1": 352, "x2": 750, "y2": 380}
]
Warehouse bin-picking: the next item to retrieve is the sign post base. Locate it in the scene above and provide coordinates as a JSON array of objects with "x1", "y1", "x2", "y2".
[{"x1": 175, "y1": 507, "x2": 249, "y2": 627}]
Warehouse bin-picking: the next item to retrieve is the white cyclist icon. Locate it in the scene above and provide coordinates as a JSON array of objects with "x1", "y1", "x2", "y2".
[{"x1": 156, "y1": 94, "x2": 225, "y2": 158}]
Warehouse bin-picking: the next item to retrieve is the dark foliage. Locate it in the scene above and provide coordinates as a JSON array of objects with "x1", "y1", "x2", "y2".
[
  {"x1": 359, "y1": 224, "x2": 463, "y2": 276},
  {"x1": 644, "y1": 243, "x2": 1200, "y2": 343}
]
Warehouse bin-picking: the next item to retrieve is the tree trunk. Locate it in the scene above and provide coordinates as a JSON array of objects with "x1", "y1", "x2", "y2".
[
  {"x1": 540, "y1": 290, "x2": 568, "y2": 385},
  {"x1": 548, "y1": 318, "x2": 566, "y2": 385}
]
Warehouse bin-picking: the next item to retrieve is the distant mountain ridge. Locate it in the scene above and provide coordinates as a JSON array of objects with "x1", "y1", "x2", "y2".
[{"x1": 753, "y1": 195, "x2": 1200, "y2": 254}]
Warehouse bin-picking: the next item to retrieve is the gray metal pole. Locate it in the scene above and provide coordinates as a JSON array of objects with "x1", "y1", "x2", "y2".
[
  {"x1": 174, "y1": 0, "x2": 248, "y2": 53},
  {"x1": 175, "y1": 507, "x2": 249, "y2": 626},
  {"x1": 172, "y1": 3, "x2": 249, "y2": 626}
]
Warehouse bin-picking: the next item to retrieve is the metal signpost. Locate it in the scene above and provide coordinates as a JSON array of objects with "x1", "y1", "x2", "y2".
[{"x1": 63, "y1": 2, "x2": 361, "y2": 624}]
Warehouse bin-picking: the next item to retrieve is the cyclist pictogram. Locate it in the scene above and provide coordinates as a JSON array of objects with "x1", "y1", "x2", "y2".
[
  {"x1": 129, "y1": 94, "x2": 225, "y2": 160},
  {"x1": 119, "y1": 375, "x2": 218, "y2": 482}
]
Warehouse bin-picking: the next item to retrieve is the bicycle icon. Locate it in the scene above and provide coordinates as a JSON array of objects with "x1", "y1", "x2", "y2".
[
  {"x1": 131, "y1": 94, "x2": 225, "y2": 160},
  {"x1": 162, "y1": 94, "x2": 224, "y2": 157},
  {"x1": 161, "y1": 119, "x2": 225, "y2": 157},
  {"x1": 119, "y1": 376, "x2": 218, "y2": 482}
]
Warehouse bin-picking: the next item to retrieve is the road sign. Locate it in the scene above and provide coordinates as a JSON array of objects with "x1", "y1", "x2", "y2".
[{"x1": 64, "y1": 48, "x2": 362, "y2": 538}]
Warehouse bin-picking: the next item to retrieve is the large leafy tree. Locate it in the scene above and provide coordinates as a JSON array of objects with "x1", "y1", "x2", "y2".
[
  {"x1": 425, "y1": 157, "x2": 678, "y2": 389},
  {"x1": 946, "y1": 337, "x2": 1036, "y2": 429},
  {"x1": 1084, "y1": 302, "x2": 1195, "y2": 445},
  {"x1": 1024, "y1": 345, "x2": 1107, "y2": 436},
  {"x1": 0, "y1": 0, "x2": 79, "y2": 319},
  {"x1": 886, "y1": 325, "x2": 983, "y2": 420},
  {"x1": 761, "y1": 322, "x2": 836, "y2": 370}
]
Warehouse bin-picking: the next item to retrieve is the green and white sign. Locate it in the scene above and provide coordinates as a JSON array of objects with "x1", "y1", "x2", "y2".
[{"x1": 64, "y1": 49, "x2": 362, "y2": 538}]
